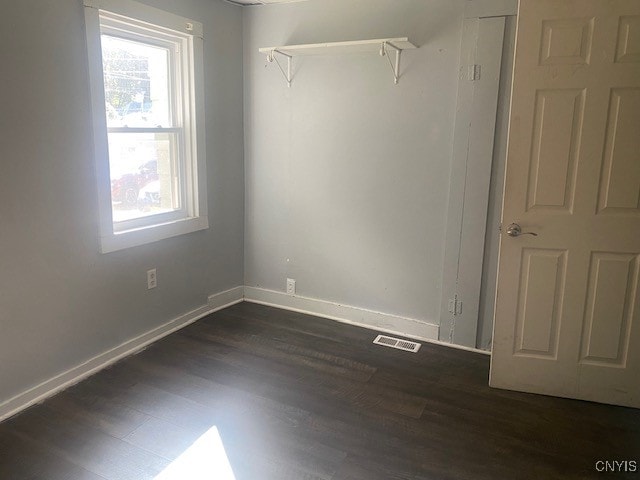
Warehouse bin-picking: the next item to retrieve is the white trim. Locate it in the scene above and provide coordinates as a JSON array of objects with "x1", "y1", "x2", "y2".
[
  {"x1": 208, "y1": 286, "x2": 244, "y2": 307},
  {"x1": 100, "y1": 216, "x2": 209, "y2": 253},
  {"x1": 0, "y1": 287, "x2": 243, "y2": 422},
  {"x1": 243, "y1": 287, "x2": 440, "y2": 342},
  {"x1": 422, "y1": 337, "x2": 492, "y2": 355},
  {"x1": 439, "y1": 17, "x2": 506, "y2": 348},
  {"x1": 465, "y1": 0, "x2": 518, "y2": 18},
  {"x1": 84, "y1": 0, "x2": 204, "y2": 38}
]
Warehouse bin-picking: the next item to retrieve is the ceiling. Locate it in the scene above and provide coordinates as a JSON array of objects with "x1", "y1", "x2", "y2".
[{"x1": 226, "y1": 0, "x2": 308, "y2": 5}]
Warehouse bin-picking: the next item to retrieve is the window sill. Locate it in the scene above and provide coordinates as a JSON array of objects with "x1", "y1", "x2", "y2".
[{"x1": 100, "y1": 216, "x2": 209, "y2": 253}]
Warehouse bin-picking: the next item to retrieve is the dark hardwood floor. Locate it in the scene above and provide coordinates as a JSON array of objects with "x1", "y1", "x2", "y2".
[{"x1": 1, "y1": 302, "x2": 639, "y2": 479}]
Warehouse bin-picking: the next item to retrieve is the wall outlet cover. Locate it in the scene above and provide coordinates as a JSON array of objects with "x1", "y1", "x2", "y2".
[
  {"x1": 147, "y1": 269, "x2": 157, "y2": 289},
  {"x1": 286, "y1": 278, "x2": 296, "y2": 295}
]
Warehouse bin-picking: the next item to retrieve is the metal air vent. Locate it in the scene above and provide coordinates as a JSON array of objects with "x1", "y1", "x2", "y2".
[{"x1": 373, "y1": 335, "x2": 421, "y2": 353}]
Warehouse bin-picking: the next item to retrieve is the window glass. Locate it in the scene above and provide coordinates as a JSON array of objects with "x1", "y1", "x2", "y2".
[
  {"x1": 107, "y1": 132, "x2": 179, "y2": 222},
  {"x1": 101, "y1": 35, "x2": 172, "y2": 128}
]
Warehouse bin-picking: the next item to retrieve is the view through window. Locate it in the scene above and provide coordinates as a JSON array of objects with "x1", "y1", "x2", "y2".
[{"x1": 101, "y1": 33, "x2": 181, "y2": 225}]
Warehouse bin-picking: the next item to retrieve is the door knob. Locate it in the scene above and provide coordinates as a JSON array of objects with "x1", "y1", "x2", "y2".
[{"x1": 505, "y1": 223, "x2": 538, "y2": 237}]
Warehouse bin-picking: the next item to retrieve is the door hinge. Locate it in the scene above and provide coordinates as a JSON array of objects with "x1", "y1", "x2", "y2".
[
  {"x1": 448, "y1": 295, "x2": 463, "y2": 316},
  {"x1": 468, "y1": 64, "x2": 481, "y2": 81}
]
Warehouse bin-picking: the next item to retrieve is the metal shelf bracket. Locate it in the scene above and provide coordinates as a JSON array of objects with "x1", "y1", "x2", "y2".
[
  {"x1": 266, "y1": 49, "x2": 292, "y2": 87},
  {"x1": 380, "y1": 41, "x2": 402, "y2": 85}
]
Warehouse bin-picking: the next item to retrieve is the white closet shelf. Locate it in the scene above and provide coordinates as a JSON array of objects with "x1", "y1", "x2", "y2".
[
  {"x1": 258, "y1": 37, "x2": 417, "y2": 56},
  {"x1": 259, "y1": 37, "x2": 418, "y2": 86}
]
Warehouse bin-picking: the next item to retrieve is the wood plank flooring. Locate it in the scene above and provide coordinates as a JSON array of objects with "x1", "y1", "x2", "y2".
[{"x1": 1, "y1": 302, "x2": 639, "y2": 479}]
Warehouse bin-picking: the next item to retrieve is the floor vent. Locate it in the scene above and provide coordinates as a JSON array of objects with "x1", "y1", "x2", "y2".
[{"x1": 373, "y1": 334, "x2": 421, "y2": 353}]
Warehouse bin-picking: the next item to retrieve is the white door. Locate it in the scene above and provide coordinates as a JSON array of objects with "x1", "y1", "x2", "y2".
[{"x1": 491, "y1": 0, "x2": 640, "y2": 408}]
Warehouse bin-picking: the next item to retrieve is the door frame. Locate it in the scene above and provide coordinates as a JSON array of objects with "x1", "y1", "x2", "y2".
[{"x1": 438, "y1": 0, "x2": 517, "y2": 348}]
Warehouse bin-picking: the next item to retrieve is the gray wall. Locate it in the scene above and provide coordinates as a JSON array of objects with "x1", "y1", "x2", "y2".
[
  {"x1": 0, "y1": 0, "x2": 244, "y2": 405},
  {"x1": 243, "y1": 0, "x2": 466, "y2": 325}
]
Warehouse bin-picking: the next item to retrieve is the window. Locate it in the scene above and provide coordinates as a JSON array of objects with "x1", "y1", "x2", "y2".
[{"x1": 84, "y1": 0, "x2": 207, "y2": 253}]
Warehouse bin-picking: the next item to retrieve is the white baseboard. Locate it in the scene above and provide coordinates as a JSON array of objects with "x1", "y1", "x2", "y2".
[
  {"x1": 422, "y1": 337, "x2": 492, "y2": 355},
  {"x1": 243, "y1": 286, "x2": 440, "y2": 343},
  {"x1": 0, "y1": 286, "x2": 244, "y2": 423},
  {"x1": 1, "y1": 284, "x2": 489, "y2": 422},
  {"x1": 208, "y1": 286, "x2": 244, "y2": 308}
]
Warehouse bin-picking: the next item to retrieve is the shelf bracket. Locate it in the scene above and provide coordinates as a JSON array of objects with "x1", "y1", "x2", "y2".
[
  {"x1": 380, "y1": 42, "x2": 402, "y2": 85},
  {"x1": 266, "y1": 49, "x2": 292, "y2": 87}
]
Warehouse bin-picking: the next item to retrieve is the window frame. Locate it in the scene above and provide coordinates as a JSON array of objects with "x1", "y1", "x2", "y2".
[{"x1": 84, "y1": 0, "x2": 208, "y2": 253}]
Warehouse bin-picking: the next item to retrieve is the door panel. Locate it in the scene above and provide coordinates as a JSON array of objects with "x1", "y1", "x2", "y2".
[
  {"x1": 514, "y1": 249, "x2": 566, "y2": 358},
  {"x1": 616, "y1": 16, "x2": 640, "y2": 63},
  {"x1": 491, "y1": 0, "x2": 640, "y2": 408},
  {"x1": 527, "y1": 89, "x2": 584, "y2": 212},
  {"x1": 580, "y1": 252, "x2": 638, "y2": 365},
  {"x1": 539, "y1": 17, "x2": 594, "y2": 66},
  {"x1": 597, "y1": 88, "x2": 640, "y2": 214}
]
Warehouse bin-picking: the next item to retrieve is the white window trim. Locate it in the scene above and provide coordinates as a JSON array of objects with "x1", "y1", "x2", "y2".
[{"x1": 84, "y1": 0, "x2": 208, "y2": 253}]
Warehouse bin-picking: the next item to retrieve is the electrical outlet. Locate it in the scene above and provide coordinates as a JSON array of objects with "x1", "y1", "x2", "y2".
[
  {"x1": 147, "y1": 269, "x2": 157, "y2": 289},
  {"x1": 286, "y1": 278, "x2": 296, "y2": 295}
]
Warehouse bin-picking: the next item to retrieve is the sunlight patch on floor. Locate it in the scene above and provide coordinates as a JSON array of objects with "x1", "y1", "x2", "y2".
[{"x1": 154, "y1": 426, "x2": 236, "y2": 480}]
